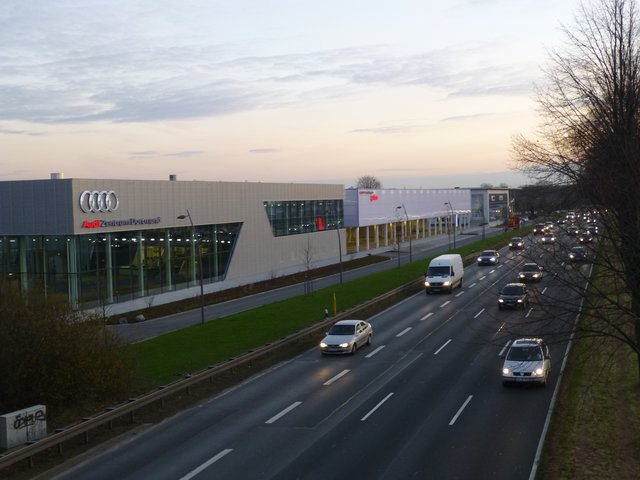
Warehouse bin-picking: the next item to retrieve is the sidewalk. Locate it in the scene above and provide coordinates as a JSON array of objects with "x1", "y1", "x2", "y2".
[{"x1": 108, "y1": 225, "x2": 504, "y2": 343}]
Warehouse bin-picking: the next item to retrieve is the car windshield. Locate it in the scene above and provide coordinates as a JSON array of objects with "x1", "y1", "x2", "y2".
[
  {"x1": 511, "y1": 238, "x2": 522, "y2": 242},
  {"x1": 571, "y1": 247, "x2": 585, "y2": 253},
  {"x1": 507, "y1": 346, "x2": 543, "y2": 361},
  {"x1": 328, "y1": 324, "x2": 355, "y2": 335},
  {"x1": 427, "y1": 266, "x2": 450, "y2": 277},
  {"x1": 522, "y1": 264, "x2": 539, "y2": 272},
  {"x1": 481, "y1": 250, "x2": 495, "y2": 256},
  {"x1": 502, "y1": 285, "x2": 524, "y2": 295}
]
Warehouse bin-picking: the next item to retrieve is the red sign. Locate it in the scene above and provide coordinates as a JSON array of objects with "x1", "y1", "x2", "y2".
[
  {"x1": 370, "y1": 194, "x2": 378, "y2": 202},
  {"x1": 82, "y1": 219, "x2": 102, "y2": 228}
]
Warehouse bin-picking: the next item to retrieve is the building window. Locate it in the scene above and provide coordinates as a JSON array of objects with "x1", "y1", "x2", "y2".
[{"x1": 263, "y1": 199, "x2": 343, "y2": 237}]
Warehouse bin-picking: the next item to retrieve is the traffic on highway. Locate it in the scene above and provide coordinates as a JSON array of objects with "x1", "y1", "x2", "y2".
[{"x1": 52, "y1": 218, "x2": 594, "y2": 480}]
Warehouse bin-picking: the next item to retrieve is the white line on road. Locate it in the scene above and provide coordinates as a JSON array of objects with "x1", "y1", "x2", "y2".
[
  {"x1": 361, "y1": 393, "x2": 394, "y2": 421},
  {"x1": 497, "y1": 264, "x2": 504, "y2": 269},
  {"x1": 474, "y1": 308, "x2": 485, "y2": 318},
  {"x1": 396, "y1": 327, "x2": 412, "y2": 337},
  {"x1": 542, "y1": 287, "x2": 547, "y2": 295},
  {"x1": 449, "y1": 395, "x2": 473, "y2": 426},
  {"x1": 489, "y1": 269, "x2": 496, "y2": 273},
  {"x1": 323, "y1": 369, "x2": 350, "y2": 386},
  {"x1": 479, "y1": 276, "x2": 486, "y2": 281},
  {"x1": 420, "y1": 312, "x2": 434, "y2": 321},
  {"x1": 499, "y1": 340, "x2": 511, "y2": 357},
  {"x1": 265, "y1": 401, "x2": 302, "y2": 424},
  {"x1": 434, "y1": 339, "x2": 452, "y2": 355},
  {"x1": 179, "y1": 449, "x2": 233, "y2": 480},
  {"x1": 468, "y1": 282, "x2": 477, "y2": 288},
  {"x1": 440, "y1": 301, "x2": 451, "y2": 308},
  {"x1": 366, "y1": 345, "x2": 385, "y2": 358},
  {"x1": 455, "y1": 291, "x2": 465, "y2": 297}
]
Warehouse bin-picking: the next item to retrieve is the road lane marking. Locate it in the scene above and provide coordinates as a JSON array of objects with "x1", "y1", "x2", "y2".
[
  {"x1": 361, "y1": 393, "x2": 394, "y2": 421},
  {"x1": 434, "y1": 339, "x2": 452, "y2": 355},
  {"x1": 468, "y1": 282, "x2": 477, "y2": 288},
  {"x1": 323, "y1": 369, "x2": 350, "y2": 386},
  {"x1": 366, "y1": 345, "x2": 385, "y2": 358},
  {"x1": 420, "y1": 312, "x2": 434, "y2": 321},
  {"x1": 265, "y1": 401, "x2": 302, "y2": 424},
  {"x1": 440, "y1": 301, "x2": 451, "y2": 308},
  {"x1": 474, "y1": 308, "x2": 485, "y2": 318},
  {"x1": 542, "y1": 287, "x2": 547, "y2": 294},
  {"x1": 179, "y1": 449, "x2": 233, "y2": 480},
  {"x1": 396, "y1": 327, "x2": 412, "y2": 337},
  {"x1": 449, "y1": 395, "x2": 473, "y2": 426},
  {"x1": 499, "y1": 340, "x2": 510, "y2": 357},
  {"x1": 455, "y1": 291, "x2": 465, "y2": 297},
  {"x1": 497, "y1": 264, "x2": 504, "y2": 269},
  {"x1": 489, "y1": 269, "x2": 496, "y2": 273},
  {"x1": 479, "y1": 276, "x2": 486, "y2": 281},
  {"x1": 526, "y1": 308, "x2": 532, "y2": 318}
]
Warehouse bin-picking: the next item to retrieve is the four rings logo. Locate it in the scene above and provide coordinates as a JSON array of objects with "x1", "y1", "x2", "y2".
[{"x1": 79, "y1": 190, "x2": 119, "y2": 213}]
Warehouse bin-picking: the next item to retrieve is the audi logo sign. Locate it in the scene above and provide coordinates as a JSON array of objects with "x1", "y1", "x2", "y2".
[{"x1": 79, "y1": 190, "x2": 119, "y2": 213}]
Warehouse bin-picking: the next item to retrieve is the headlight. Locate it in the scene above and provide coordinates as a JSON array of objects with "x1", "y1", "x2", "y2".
[
  {"x1": 569, "y1": 253, "x2": 575, "y2": 259},
  {"x1": 517, "y1": 299, "x2": 523, "y2": 303},
  {"x1": 519, "y1": 273, "x2": 525, "y2": 278},
  {"x1": 502, "y1": 368, "x2": 510, "y2": 375},
  {"x1": 534, "y1": 368, "x2": 544, "y2": 376},
  {"x1": 490, "y1": 257, "x2": 496, "y2": 262},
  {"x1": 533, "y1": 273, "x2": 540, "y2": 278},
  {"x1": 443, "y1": 281, "x2": 451, "y2": 286},
  {"x1": 498, "y1": 298, "x2": 504, "y2": 303},
  {"x1": 338, "y1": 342, "x2": 350, "y2": 348},
  {"x1": 320, "y1": 342, "x2": 328, "y2": 348},
  {"x1": 424, "y1": 281, "x2": 430, "y2": 287}
]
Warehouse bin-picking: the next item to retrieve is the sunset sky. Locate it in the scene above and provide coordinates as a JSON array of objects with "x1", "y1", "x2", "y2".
[{"x1": 1, "y1": 0, "x2": 581, "y2": 188}]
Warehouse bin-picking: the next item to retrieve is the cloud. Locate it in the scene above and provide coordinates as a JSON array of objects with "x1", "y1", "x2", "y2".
[
  {"x1": 249, "y1": 148, "x2": 280, "y2": 154},
  {"x1": 0, "y1": 125, "x2": 45, "y2": 136}
]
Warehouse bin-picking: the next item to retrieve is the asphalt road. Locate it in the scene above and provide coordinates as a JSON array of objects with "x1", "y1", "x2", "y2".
[{"x1": 54, "y1": 225, "x2": 590, "y2": 480}]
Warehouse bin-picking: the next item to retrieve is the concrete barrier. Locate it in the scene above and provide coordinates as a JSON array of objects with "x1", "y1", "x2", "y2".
[{"x1": 0, "y1": 405, "x2": 47, "y2": 450}]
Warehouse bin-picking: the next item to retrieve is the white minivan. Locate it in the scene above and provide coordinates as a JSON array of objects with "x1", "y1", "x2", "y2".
[{"x1": 424, "y1": 254, "x2": 464, "y2": 294}]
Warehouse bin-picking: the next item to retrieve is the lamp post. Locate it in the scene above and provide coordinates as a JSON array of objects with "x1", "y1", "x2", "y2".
[
  {"x1": 396, "y1": 204, "x2": 412, "y2": 263},
  {"x1": 329, "y1": 204, "x2": 343, "y2": 284},
  {"x1": 177, "y1": 209, "x2": 205, "y2": 325},
  {"x1": 445, "y1": 201, "x2": 456, "y2": 249}
]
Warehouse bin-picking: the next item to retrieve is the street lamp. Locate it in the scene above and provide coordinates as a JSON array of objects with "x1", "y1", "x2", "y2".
[
  {"x1": 396, "y1": 204, "x2": 412, "y2": 263},
  {"x1": 177, "y1": 209, "x2": 205, "y2": 325},
  {"x1": 329, "y1": 203, "x2": 343, "y2": 284},
  {"x1": 445, "y1": 202, "x2": 456, "y2": 249}
]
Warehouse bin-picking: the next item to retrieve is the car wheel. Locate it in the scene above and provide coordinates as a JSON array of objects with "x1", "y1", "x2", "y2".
[
  {"x1": 498, "y1": 304, "x2": 503, "y2": 310},
  {"x1": 351, "y1": 344, "x2": 357, "y2": 354},
  {"x1": 425, "y1": 290, "x2": 430, "y2": 295},
  {"x1": 367, "y1": 335, "x2": 372, "y2": 346}
]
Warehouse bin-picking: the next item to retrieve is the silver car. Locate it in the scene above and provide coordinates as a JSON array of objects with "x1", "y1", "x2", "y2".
[
  {"x1": 320, "y1": 319, "x2": 373, "y2": 355},
  {"x1": 502, "y1": 338, "x2": 551, "y2": 386}
]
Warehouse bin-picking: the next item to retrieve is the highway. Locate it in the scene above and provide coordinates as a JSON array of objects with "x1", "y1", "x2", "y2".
[{"x1": 52, "y1": 226, "x2": 591, "y2": 480}]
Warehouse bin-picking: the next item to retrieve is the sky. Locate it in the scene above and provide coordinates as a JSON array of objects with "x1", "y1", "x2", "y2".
[{"x1": 0, "y1": 0, "x2": 582, "y2": 189}]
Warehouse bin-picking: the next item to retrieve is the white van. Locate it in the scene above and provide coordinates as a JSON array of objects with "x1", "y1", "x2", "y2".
[{"x1": 424, "y1": 254, "x2": 464, "y2": 294}]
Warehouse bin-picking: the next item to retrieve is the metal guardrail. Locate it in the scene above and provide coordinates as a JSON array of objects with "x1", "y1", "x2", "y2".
[{"x1": 0, "y1": 280, "x2": 421, "y2": 473}]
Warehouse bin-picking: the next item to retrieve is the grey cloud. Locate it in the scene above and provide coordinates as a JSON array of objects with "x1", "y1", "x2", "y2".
[
  {"x1": 164, "y1": 151, "x2": 204, "y2": 157},
  {"x1": 249, "y1": 148, "x2": 280, "y2": 154}
]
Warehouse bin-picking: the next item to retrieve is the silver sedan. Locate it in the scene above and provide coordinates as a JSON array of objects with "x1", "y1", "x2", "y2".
[{"x1": 319, "y1": 319, "x2": 373, "y2": 354}]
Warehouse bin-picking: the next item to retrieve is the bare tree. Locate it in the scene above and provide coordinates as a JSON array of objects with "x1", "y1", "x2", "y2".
[
  {"x1": 512, "y1": 0, "x2": 640, "y2": 377},
  {"x1": 356, "y1": 175, "x2": 382, "y2": 189}
]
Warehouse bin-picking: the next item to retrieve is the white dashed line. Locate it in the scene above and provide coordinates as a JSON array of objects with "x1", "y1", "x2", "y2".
[
  {"x1": 179, "y1": 449, "x2": 234, "y2": 480},
  {"x1": 440, "y1": 301, "x2": 451, "y2": 308},
  {"x1": 420, "y1": 312, "x2": 434, "y2": 321},
  {"x1": 323, "y1": 369, "x2": 350, "y2": 386},
  {"x1": 366, "y1": 345, "x2": 385, "y2": 358},
  {"x1": 455, "y1": 291, "x2": 465, "y2": 297},
  {"x1": 449, "y1": 395, "x2": 473, "y2": 426},
  {"x1": 396, "y1": 327, "x2": 412, "y2": 337},
  {"x1": 265, "y1": 402, "x2": 302, "y2": 424},
  {"x1": 474, "y1": 308, "x2": 485, "y2": 318},
  {"x1": 434, "y1": 339, "x2": 452, "y2": 355},
  {"x1": 361, "y1": 393, "x2": 394, "y2": 421},
  {"x1": 468, "y1": 282, "x2": 477, "y2": 288}
]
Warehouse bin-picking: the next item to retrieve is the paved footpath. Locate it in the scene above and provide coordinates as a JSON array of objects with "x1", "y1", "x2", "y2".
[{"x1": 109, "y1": 226, "x2": 505, "y2": 343}]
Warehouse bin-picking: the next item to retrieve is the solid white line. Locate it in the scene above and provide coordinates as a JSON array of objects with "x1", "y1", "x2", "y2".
[
  {"x1": 434, "y1": 339, "x2": 451, "y2": 355},
  {"x1": 498, "y1": 340, "x2": 510, "y2": 357},
  {"x1": 420, "y1": 312, "x2": 434, "y2": 321},
  {"x1": 396, "y1": 327, "x2": 412, "y2": 337},
  {"x1": 323, "y1": 369, "x2": 350, "y2": 386},
  {"x1": 440, "y1": 301, "x2": 451, "y2": 308},
  {"x1": 468, "y1": 282, "x2": 477, "y2": 288},
  {"x1": 361, "y1": 392, "x2": 394, "y2": 421},
  {"x1": 366, "y1": 345, "x2": 385, "y2": 358},
  {"x1": 455, "y1": 291, "x2": 465, "y2": 297},
  {"x1": 265, "y1": 401, "x2": 302, "y2": 424},
  {"x1": 449, "y1": 395, "x2": 473, "y2": 425},
  {"x1": 474, "y1": 308, "x2": 485, "y2": 318},
  {"x1": 179, "y1": 449, "x2": 233, "y2": 480}
]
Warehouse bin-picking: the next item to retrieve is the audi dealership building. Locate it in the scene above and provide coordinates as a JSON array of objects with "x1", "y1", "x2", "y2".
[{"x1": 0, "y1": 175, "x2": 508, "y2": 314}]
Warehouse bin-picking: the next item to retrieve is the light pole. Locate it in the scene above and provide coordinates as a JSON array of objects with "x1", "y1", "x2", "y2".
[
  {"x1": 445, "y1": 202, "x2": 456, "y2": 249},
  {"x1": 177, "y1": 209, "x2": 205, "y2": 325},
  {"x1": 329, "y1": 204, "x2": 343, "y2": 284},
  {"x1": 396, "y1": 204, "x2": 412, "y2": 263}
]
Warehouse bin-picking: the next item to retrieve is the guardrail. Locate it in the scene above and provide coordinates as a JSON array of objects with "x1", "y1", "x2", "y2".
[{"x1": 0, "y1": 279, "x2": 423, "y2": 474}]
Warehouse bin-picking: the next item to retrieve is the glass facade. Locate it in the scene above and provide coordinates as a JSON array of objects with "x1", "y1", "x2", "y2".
[
  {"x1": 0, "y1": 223, "x2": 241, "y2": 310},
  {"x1": 263, "y1": 199, "x2": 343, "y2": 237}
]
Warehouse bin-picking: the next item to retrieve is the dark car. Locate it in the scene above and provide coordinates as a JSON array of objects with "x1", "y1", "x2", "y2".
[
  {"x1": 498, "y1": 283, "x2": 530, "y2": 310},
  {"x1": 518, "y1": 262, "x2": 544, "y2": 282},
  {"x1": 533, "y1": 224, "x2": 546, "y2": 235},
  {"x1": 477, "y1": 249, "x2": 500, "y2": 266},
  {"x1": 588, "y1": 225, "x2": 599, "y2": 236},
  {"x1": 568, "y1": 245, "x2": 588, "y2": 262},
  {"x1": 508, "y1": 237, "x2": 524, "y2": 250},
  {"x1": 578, "y1": 231, "x2": 593, "y2": 243},
  {"x1": 567, "y1": 225, "x2": 580, "y2": 236}
]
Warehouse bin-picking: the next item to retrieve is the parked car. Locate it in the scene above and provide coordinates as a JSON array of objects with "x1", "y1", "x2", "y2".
[
  {"x1": 518, "y1": 262, "x2": 544, "y2": 282},
  {"x1": 541, "y1": 233, "x2": 556, "y2": 244},
  {"x1": 498, "y1": 283, "x2": 529, "y2": 310},
  {"x1": 568, "y1": 245, "x2": 588, "y2": 262},
  {"x1": 508, "y1": 237, "x2": 525, "y2": 250},
  {"x1": 319, "y1": 319, "x2": 373, "y2": 355},
  {"x1": 477, "y1": 249, "x2": 500, "y2": 266},
  {"x1": 502, "y1": 338, "x2": 551, "y2": 386}
]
